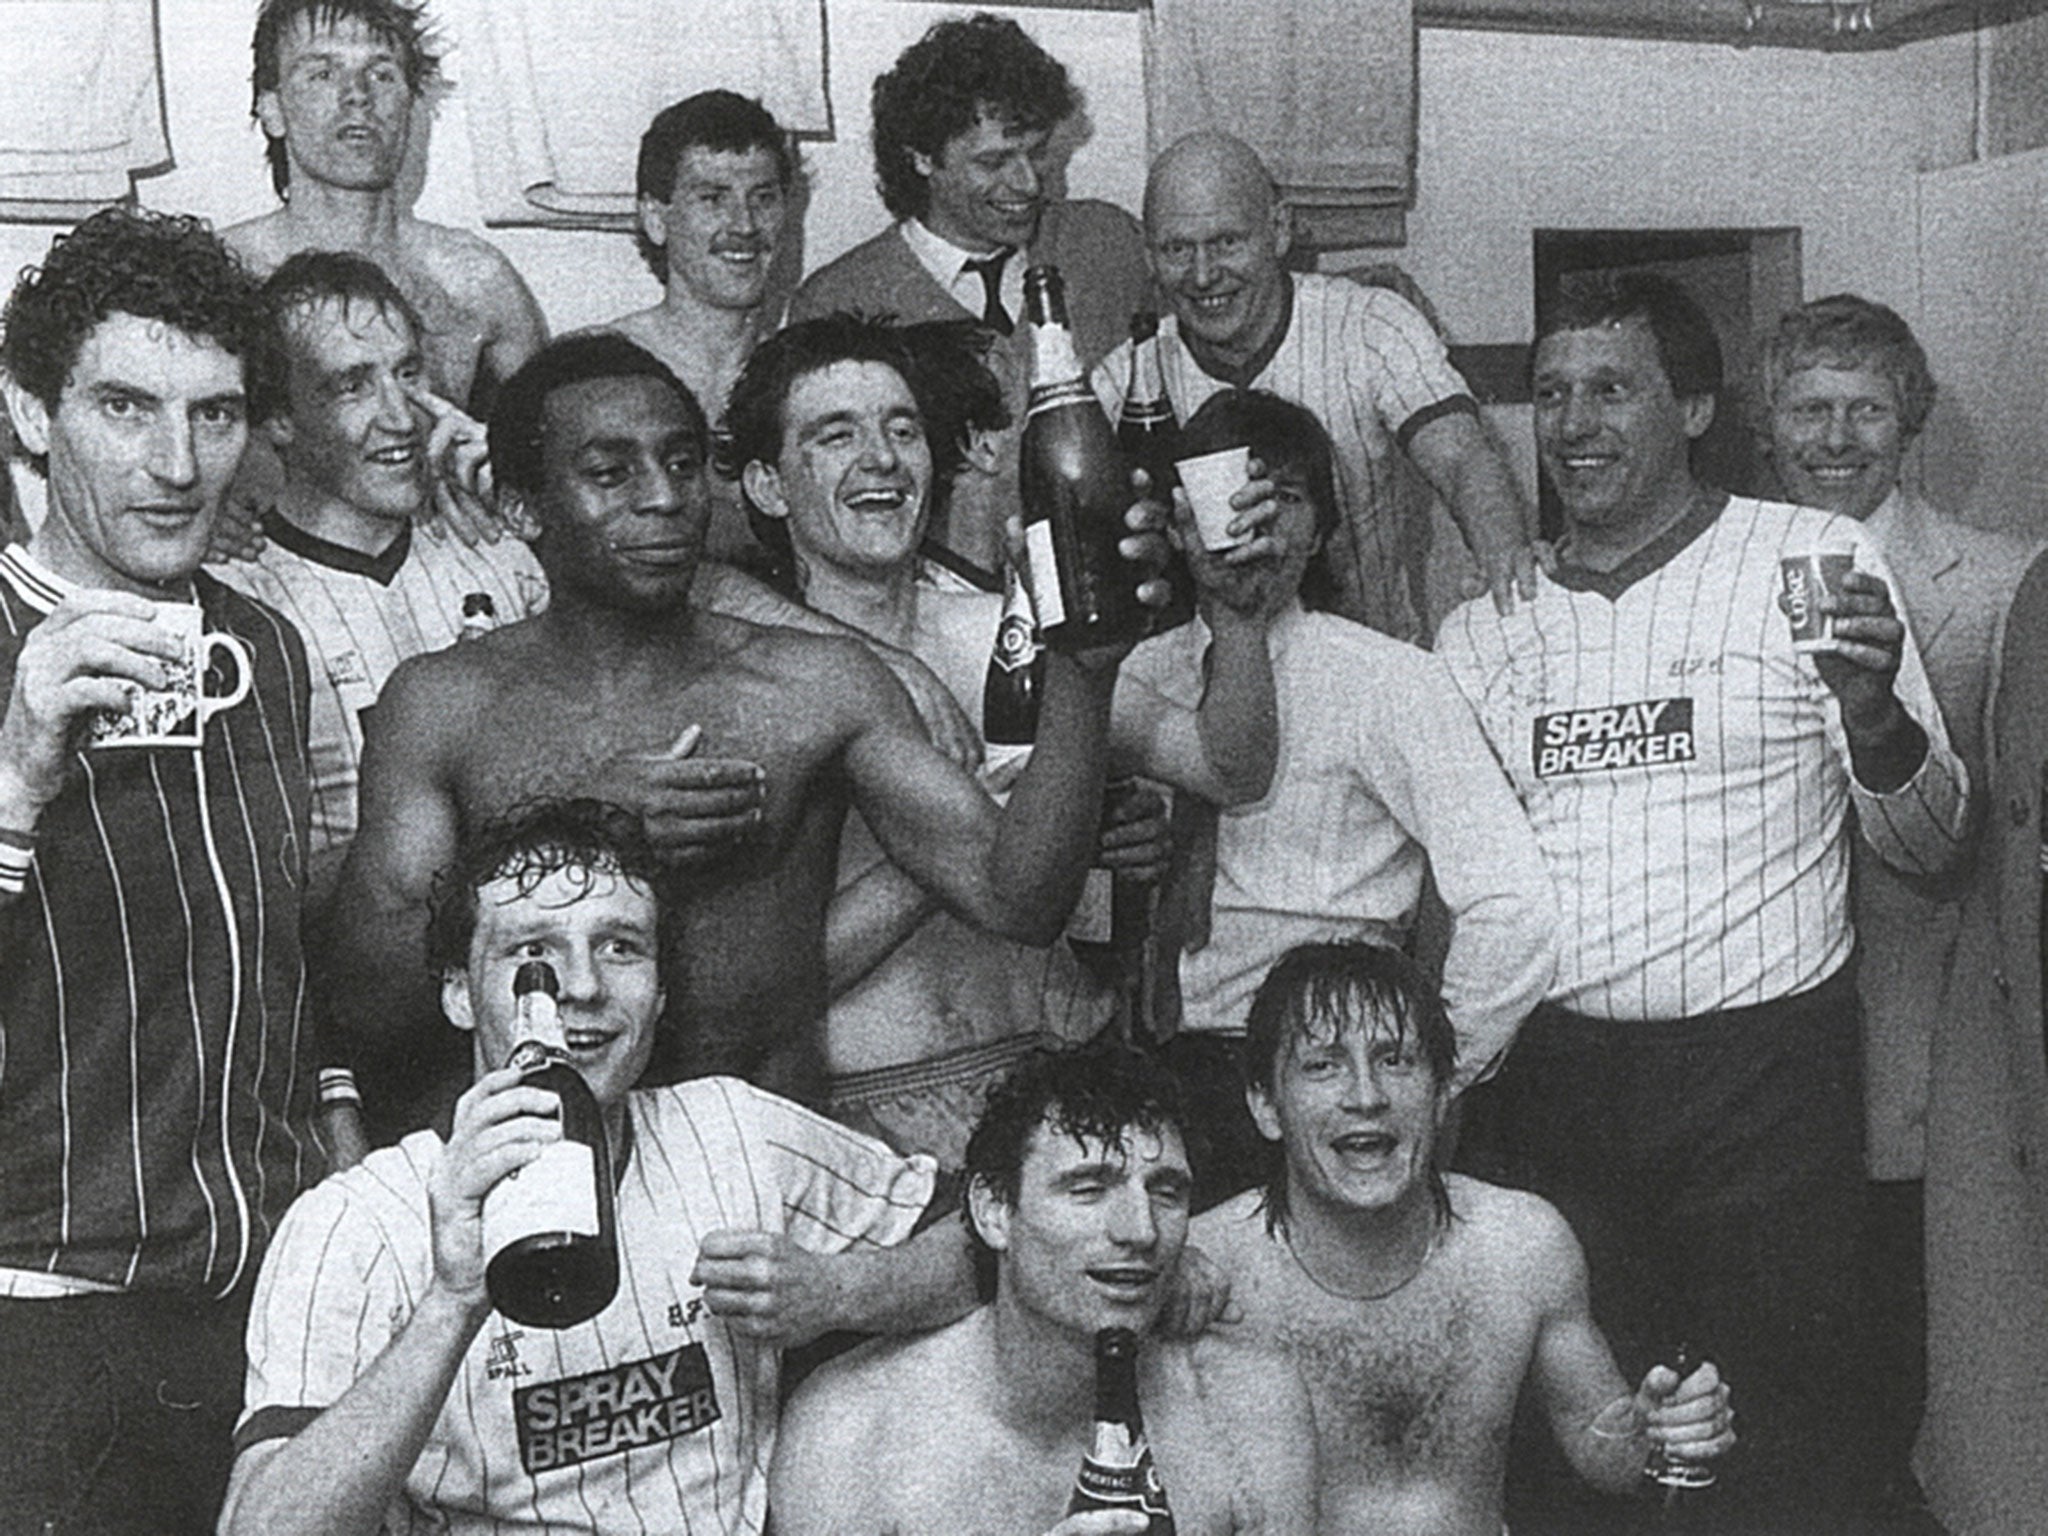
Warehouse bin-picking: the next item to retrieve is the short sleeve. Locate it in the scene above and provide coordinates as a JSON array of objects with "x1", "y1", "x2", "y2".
[
  {"x1": 235, "y1": 1160, "x2": 432, "y2": 1452},
  {"x1": 736, "y1": 1083, "x2": 936, "y2": 1256}
]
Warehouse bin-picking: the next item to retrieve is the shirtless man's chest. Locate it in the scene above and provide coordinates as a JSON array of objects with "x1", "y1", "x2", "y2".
[{"x1": 447, "y1": 628, "x2": 860, "y2": 1089}]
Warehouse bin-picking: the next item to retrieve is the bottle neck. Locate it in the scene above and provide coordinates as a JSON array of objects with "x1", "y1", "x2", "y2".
[
  {"x1": 1126, "y1": 335, "x2": 1168, "y2": 406},
  {"x1": 1091, "y1": 1333, "x2": 1145, "y2": 1434}
]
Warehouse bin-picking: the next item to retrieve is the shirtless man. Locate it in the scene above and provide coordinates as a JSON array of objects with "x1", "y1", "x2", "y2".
[
  {"x1": 1193, "y1": 942, "x2": 1734, "y2": 1536},
  {"x1": 731, "y1": 314, "x2": 1273, "y2": 1166},
  {"x1": 325, "y1": 331, "x2": 1153, "y2": 1129},
  {"x1": 770, "y1": 1041, "x2": 1318, "y2": 1535},
  {"x1": 607, "y1": 91, "x2": 793, "y2": 567},
  {"x1": 228, "y1": 0, "x2": 548, "y2": 416}
]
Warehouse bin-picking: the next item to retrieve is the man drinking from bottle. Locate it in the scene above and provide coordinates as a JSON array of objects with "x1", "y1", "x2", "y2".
[
  {"x1": 770, "y1": 1040, "x2": 1317, "y2": 1535},
  {"x1": 224, "y1": 798, "x2": 974, "y2": 1536}
]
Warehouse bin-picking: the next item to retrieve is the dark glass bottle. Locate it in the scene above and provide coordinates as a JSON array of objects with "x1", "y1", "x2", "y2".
[
  {"x1": 1067, "y1": 1327, "x2": 1175, "y2": 1534},
  {"x1": 482, "y1": 960, "x2": 620, "y2": 1329},
  {"x1": 1020, "y1": 266, "x2": 1147, "y2": 653},
  {"x1": 1068, "y1": 778, "x2": 1155, "y2": 1034},
  {"x1": 983, "y1": 559, "x2": 1044, "y2": 754},
  {"x1": 1117, "y1": 312, "x2": 1193, "y2": 637}
]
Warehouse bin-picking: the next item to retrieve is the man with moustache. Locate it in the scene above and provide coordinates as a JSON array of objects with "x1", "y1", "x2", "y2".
[
  {"x1": 607, "y1": 91, "x2": 798, "y2": 567},
  {"x1": 214, "y1": 251, "x2": 547, "y2": 903},
  {"x1": 770, "y1": 1041, "x2": 1318, "y2": 1536},
  {"x1": 227, "y1": 0, "x2": 548, "y2": 415},
  {"x1": 325, "y1": 332, "x2": 1160, "y2": 1129},
  {"x1": 1093, "y1": 132, "x2": 1535, "y2": 639},
  {"x1": 1437, "y1": 272, "x2": 1967, "y2": 1532},
  {"x1": 789, "y1": 12, "x2": 1152, "y2": 586},
  {"x1": 0, "y1": 207, "x2": 315, "y2": 1533},
  {"x1": 1758, "y1": 293, "x2": 2037, "y2": 1517}
]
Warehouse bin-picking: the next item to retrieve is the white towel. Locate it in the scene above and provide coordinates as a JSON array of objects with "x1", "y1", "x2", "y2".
[
  {"x1": 0, "y1": 0, "x2": 168, "y2": 205},
  {"x1": 1144, "y1": 0, "x2": 1413, "y2": 244},
  {"x1": 447, "y1": 0, "x2": 828, "y2": 227}
]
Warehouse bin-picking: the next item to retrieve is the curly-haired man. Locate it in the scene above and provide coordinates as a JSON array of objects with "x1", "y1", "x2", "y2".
[
  {"x1": 0, "y1": 206, "x2": 319, "y2": 1533},
  {"x1": 790, "y1": 12, "x2": 1152, "y2": 590}
]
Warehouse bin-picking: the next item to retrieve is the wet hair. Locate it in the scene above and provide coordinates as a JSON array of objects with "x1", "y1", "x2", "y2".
[
  {"x1": 1243, "y1": 940, "x2": 1457, "y2": 1235},
  {"x1": 425, "y1": 799, "x2": 682, "y2": 989},
  {"x1": 633, "y1": 91, "x2": 798, "y2": 281},
  {"x1": 870, "y1": 13, "x2": 1076, "y2": 223},
  {"x1": 251, "y1": 0, "x2": 442, "y2": 197},
  {"x1": 1758, "y1": 292, "x2": 1934, "y2": 443},
  {"x1": 961, "y1": 1039, "x2": 1188, "y2": 1298},
  {"x1": 259, "y1": 249, "x2": 424, "y2": 423},
  {"x1": 1534, "y1": 269, "x2": 1724, "y2": 405},
  {"x1": 722, "y1": 312, "x2": 1000, "y2": 586},
  {"x1": 1178, "y1": 388, "x2": 1343, "y2": 610},
  {"x1": 0, "y1": 207, "x2": 276, "y2": 435},
  {"x1": 487, "y1": 332, "x2": 707, "y2": 499}
]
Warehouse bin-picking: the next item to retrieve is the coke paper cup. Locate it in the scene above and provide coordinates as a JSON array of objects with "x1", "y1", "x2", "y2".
[{"x1": 1779, "y1": 552, "x2": 1855, "y2": 652}]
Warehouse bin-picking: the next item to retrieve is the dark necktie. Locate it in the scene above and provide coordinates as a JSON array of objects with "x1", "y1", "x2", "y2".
[{"x1": 963, "y1": 249, "x2": 1015, "y2": 335}]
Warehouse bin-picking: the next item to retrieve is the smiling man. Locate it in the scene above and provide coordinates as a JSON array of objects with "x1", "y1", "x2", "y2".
[
  {"x1": 224, "y1": 799, "x2": 968, "y2": 1536},
  {"x1": 213, "y1": 250, "x2": 546, "y2": 901},
  {"x1": 325, "y1": 330, "x2": 1153, "y2": 1136},
  {"x1": 1437, "y1": 271, "x2": 1968, "y2": 1534},
  {"x1": 1195, "y1": 941, "x2": 1733, "y2": 1536},
  {"x1": 789, "y1": 12, "x2": 1151, "y2": 586},
  {"x1": 226, "y1": 0, "x2": 547, "y2": 415},
  {"x1": 606, "y1": 91, "x2": 798, "y2": 567},
  {"x1": 770, "y1": 1040, "x2": 1318, "y2": 1536},
  {"x1": 0, "y1": 207, "x2": 316, "y2": 1534},
  {"x1": 1758, "y1": 293, "x2": 2038, "y2": 1516},
  {"x1": 1092, "y1": 132, "x2": 1534, "y2": 639}
]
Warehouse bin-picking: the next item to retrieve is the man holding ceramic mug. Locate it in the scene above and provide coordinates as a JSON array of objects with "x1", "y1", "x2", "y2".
[
  {"x1": 0, "y1": 206, "x2": 317, "y2": 1534},
  {"x1": 1436, "y1": 271, "x2": 1967, "y2": 1534}
]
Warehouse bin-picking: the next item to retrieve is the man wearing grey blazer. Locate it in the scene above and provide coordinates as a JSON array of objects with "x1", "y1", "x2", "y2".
[{"x1": 1759, "y1": 292, "x2": 2038, "y2": 1523}]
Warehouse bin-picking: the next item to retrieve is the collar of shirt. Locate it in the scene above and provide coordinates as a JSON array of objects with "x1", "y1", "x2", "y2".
[
  {"x1": 1862, "y1": 484, "x2": 1908, "y2": 549},
  {"x1": 899, "y1": 219, "x2": 1024, "y2": 326},
  {"x1": 0, "y1": 541, "x2": 199, "y2": 615}
]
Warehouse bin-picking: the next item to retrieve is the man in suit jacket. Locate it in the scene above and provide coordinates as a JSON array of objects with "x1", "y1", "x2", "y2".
[
  {"x1": 1919, "y1": 551, "x2": 2048, "y2": 1536},
  {"x1": 1759, "y1": 292, "x2": 2038, "y2": 1519},
  {"x1": 789, "y1": 13, "x2": 1152, "y2": 590}
]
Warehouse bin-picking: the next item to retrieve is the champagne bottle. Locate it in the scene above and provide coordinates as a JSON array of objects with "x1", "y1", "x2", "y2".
[
  {"x1": 1116, "y1": 312, "x2": 1194, "y2": 638},
  {"x1": 482, "y1": 960, "x2": 620, "y2": 1328},
  {"x1": 1020, "y1": 266, "x2": 1146, "y2": 652},
  {"x1": 1644, "y1": 1340, "x2": 1716, "y2": 1525},
  {"x1": 1067, "y1": 778, "x2": 1155, "y2": 1034},
  {"x1": 982, "y1": 558, "x2": 1044, "y2": 779},
  {"x1": 1068, "y1": 1327, "x2": 1175, "y2": 1534}
]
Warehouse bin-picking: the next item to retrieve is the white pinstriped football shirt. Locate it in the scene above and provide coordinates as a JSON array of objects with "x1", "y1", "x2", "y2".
[
  {"x1": 237, "y1": 1077, "x2": 934, "y2": 1535},
  {"x1": 1435, "y1": 496, "x2": 1969, "y2": 1023},
  {"x1": 1093, "y1": 272, "x2": 1475, "y2": 641},
  {"x1": 211, "y1": 520, "x2": 546, "y2": 875}
]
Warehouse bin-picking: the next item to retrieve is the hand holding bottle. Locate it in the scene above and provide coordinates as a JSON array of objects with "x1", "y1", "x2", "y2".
[
  {"x1": 1045, "y1": 1515, "x2": 1150, "y2": 1536},
  {"x1": 1638, "y1": 1354, "x2": 1735, "y2": 1481},
  {"x1": 428, "y1": 1063, "x2": 566, "y2": 1312}
]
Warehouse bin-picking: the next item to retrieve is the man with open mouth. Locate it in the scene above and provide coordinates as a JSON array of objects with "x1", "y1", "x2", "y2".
[
  {"x1": 770, "y1": 1039, "x2": 1317, "y2": 1536},
  {"x1": 1195, "y1": 940, "x2": 1733, "y2": 1536},
  {"x1": 224, "y1": 798, "x2": 969, "y2": 1536}
]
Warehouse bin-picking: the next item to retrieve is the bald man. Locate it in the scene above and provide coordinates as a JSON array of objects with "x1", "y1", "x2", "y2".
[{"x1": 1093, "y1": 132, "x2": 1533, "y2": 638}]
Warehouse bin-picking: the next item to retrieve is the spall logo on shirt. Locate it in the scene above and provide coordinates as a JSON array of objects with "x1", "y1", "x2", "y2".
[
  {"x1": 514, "y1": 1342, "x2": 720, "y2": 1472},
  {"x1": 1532, "y1": 697, "x2": 1696, "y2": 777}
]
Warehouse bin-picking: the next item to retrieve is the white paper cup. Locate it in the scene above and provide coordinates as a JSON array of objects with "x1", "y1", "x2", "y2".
[
  {"x1": 89, "y1": 602, "x2": 252, "y2": 748},
  {"x1": 1175, "y1": 445, "x2": 1252, "y2": 551}
]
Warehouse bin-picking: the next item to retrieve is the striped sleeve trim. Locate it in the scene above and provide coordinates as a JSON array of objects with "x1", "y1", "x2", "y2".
[
  {"x1": 1392, "y1": 392, "x2": 1478, "y2": 452},
  {"x1": 233, "y1": 1403, "x2": 324, "y2": 1454}
]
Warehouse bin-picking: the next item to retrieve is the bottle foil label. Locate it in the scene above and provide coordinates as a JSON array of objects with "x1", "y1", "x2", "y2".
[
  {"x1": 484, "y1": 1139, "x2": 599, "y2": 1254},
  {"x1": 1074, "y1": 1449, "x2": 1171, "y2": 1517}
]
